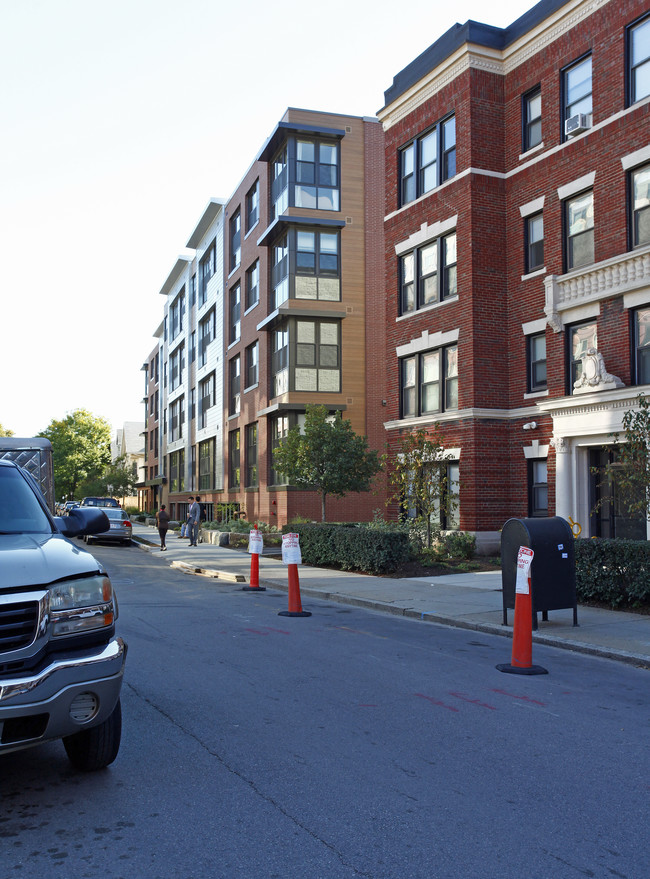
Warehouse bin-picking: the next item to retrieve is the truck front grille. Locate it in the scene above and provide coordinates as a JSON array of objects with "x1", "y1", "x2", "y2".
[{"x1": 0, "y1": 601, "x2": 39, "y2": 652}]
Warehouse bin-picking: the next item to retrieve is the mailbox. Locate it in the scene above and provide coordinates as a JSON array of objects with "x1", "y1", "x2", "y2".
[{"x1": 501, "y1": 517, "x2": 578, "y2": 629}]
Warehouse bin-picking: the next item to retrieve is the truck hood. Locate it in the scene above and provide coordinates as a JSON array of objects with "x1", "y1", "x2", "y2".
[{"x1": 0, "y1": 533, "x2": 102, "y2": 589}]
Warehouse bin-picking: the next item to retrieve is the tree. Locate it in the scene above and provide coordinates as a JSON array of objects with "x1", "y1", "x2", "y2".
[
  {"x1": 39, "y1": 409, "x2": 112, "y2": 500},
  {"x1": 0, "y1": 423, "x2": 14, "y2": 437},
  {"x1": 600, "y1": 393, "x2": 650, "y2": 522},
  {"x1": 272, "y1": 405, "x2": 382, "y2": 521},
  {"x1": 387, "y1": 427, "x2": 457, "y2": 548},
  {"x1": 78, "y1": 455, "x2": 138, "y2": 500}
]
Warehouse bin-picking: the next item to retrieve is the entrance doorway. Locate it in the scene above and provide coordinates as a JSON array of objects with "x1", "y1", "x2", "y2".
[{"x1": 588, "y1": 448, "x2": 646, "y2": 539}]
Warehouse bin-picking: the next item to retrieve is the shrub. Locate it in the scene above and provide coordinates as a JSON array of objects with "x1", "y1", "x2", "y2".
[
  {"x1": 283, "y1": 523, "x2": 410, "y2": 575},
  {"x1": 575, "y1": 539, "x2": 650, "y2": 608},
  {"x1": 440, "y1": 531, "x2": 476, "y2": 560}
]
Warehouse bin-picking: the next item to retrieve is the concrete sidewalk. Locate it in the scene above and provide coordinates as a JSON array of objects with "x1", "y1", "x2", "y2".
[{"x1": 131, "y1": 522, "x2": 650, "y2": 669}]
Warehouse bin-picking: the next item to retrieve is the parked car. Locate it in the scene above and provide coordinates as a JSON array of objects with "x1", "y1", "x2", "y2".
[
  {"x1": 0, "y1": 458, "x2": 127, "y2": 771},
  {"x1": 85, "y1": 508, "x2": 132, "y2": 546},
  {"x1": 81, "y1": 497, "x2": 120, "y2": 508}
]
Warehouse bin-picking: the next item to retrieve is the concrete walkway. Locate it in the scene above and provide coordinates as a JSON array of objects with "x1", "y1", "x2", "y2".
[{"x1": 130, "y1": 522, "x2": 650, "y2": 669}]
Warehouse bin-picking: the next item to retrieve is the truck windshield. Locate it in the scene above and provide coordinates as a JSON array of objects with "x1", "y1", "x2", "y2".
[{"x1": 0, "y1": 467, "x2": 52, "y2": 534}]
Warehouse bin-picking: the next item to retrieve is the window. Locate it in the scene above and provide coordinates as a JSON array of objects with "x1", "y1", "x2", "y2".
[
  {"x1": 169, "y1": 344, "x2": 185, "y2": 391},
  {"x1": 229, "y1": 430, "x2": 240, "y2": 489},
  {"x1": 229, "y1": 283, "x2": 241, "y2": 345},
  {"x1": 245, "y1": 423, "x2": 258, "y2": 488},
  {"x1": 190, "y1": 445, "x2": 196, "y2": 491},
  {"x1": 198, "y1": 439, "x2": 214, "y2": 490},
  {"x1": 634, "y1": 307, "x2": 650, "y2": 384},
  {"x1": 527, "y1": 332, "x2": 547, "y2": 392},
  {"x1": 400, "y1": 345, "x2": 458, "y2": 417},
  {"x1": 404, "y1": 461, "x2": 460, "y2": 530},
  {"x1": 189, "y1": 273, "x2": 196, "y2": 308},
  {"x1": 569, "y1": 321, "x2": 597, "y2": 390},
  {"x1": 199, "y1": 240, "x2": 216, "y2": 306},
  {"x1": 399, "y1": 232, "x2": 457, "y2": 314},
  {"x1": 190, "y1": 388, "x2": 196, "y2": 421},
  {"x1": 190, "y1": 331, "x2": 196, "y2": 364},
  {"x1": 565, "y1": 191, "x2": 594, "y2": 270},
  {"x1": 246, "y1": 180, "x2": 259, "y2": 232},
  {"x1": 295, "y1": 139, "x2": 340, "y2": 211},
  {"x1": 631, "y1": 164, "x2": 650, "y2": 248},
  {"x1": 272, "y1": 234, "x2": 289, "y2": 308},
  {"x1": 170, "y1": 289, "x2": 185, "y2": 341},
  {"x1": 294, "y1": 320, "x2": 340, "y2": 392},
  {"x1": 271, "y1": 327, "x2": 289, "y2": 396},
  {"x1": 271, "y1": 145, "x2": 288, "y2": 220},
  {"x1": 399, "y1": 115, "x2": 456, "y2": 206},
  {"x1": 198, "y1": 309, "x2": 214, "y2": 367},
  {"x1": 523, "y1": 87, "x2": 542, "y2": 151},
  {"x1": 563, "y1": 56, "x2": 592, "y2": 135},
  {"x1": 169, "y1": 449, "x2": 185, "y2": 493},
  {"x1": 198, "y1": 373, "x2": 215, "y2": 429},
  {"x1": 628, "y1": 14, "x2": 650, "y2": 105},
  {"x1": 245, "y1": 341, "x2": 258, "y2": 389},
  {"x1": 525, "y1": 213, "x2": 544, "y2": 273},
  {"x1": 270, "y1": 414, "x2": 291, "y2": 485},
  {"x1": 528, "y1": 460, "x2": 548, "y2": 517},
  {"x1": 246, "y1": 260, "x2": 259, "y2": 309},
  {"x1": 229, "y1": 355, "x2": 241, "y2": 416},
  {"x1": 295, "y1": 229, "x2": 340, "y2": 301},
  {"x1": 230, "y1": 210, "x2": 241, "y2": 272}
]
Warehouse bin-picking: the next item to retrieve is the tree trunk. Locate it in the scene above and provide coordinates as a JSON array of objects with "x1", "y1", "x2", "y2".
[{"x1": 321, "y1": 492, "x2": 327, "y2": 522}]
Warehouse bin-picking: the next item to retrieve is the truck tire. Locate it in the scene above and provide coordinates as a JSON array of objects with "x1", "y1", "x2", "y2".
[{"x1": 63, "y1": 700, "x2": 122, "y2": 771}]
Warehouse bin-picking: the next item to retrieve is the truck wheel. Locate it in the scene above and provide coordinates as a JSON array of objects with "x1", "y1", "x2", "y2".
[{"x1": 63, "y1": 699, "x2": 122, "y2": 771}]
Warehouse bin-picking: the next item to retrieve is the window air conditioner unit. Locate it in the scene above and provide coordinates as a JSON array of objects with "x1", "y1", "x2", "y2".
[{"x1": 565, "y1": 113, "x2": 590, "y2": 137}]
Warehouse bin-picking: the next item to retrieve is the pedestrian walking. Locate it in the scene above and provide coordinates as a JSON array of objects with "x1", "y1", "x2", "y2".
[
  {"x1": 156, "y1": 505, "x2": 171, "y2": 551},
  {"x1": 188, "y1": 495, "x2": 201, "y2": 546}
]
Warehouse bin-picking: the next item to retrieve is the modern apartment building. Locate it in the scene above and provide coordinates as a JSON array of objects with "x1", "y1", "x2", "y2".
[
  {"x1": 379, "y1": 0, "x2": 650, "y2": 550},
  {"x1": 142, "y1": 109, "x2": 386, "y2": 524}
]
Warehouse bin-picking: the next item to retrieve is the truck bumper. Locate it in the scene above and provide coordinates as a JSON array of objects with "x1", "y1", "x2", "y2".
[{"x1": 0, "y1": 637, "x2": 127, "y2": 753}]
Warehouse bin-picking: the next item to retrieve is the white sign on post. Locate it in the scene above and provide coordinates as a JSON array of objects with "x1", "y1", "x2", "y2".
[
  {"x1": 282, "y1": 532, "x2": 302, "y2": 565},
  {"x1": 248, "y1": 529, "x2": 264, "y2": 555},
  {"x1": 515, "y1": 546, "x2": 534, "y2": 594}
]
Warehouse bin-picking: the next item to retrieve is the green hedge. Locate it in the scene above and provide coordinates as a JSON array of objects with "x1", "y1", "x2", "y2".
[
  {"x1": 575, "y1": 539, "x2": 650, "y2": 608},
  {"x1": 283, "y1": 523, "x2": 410, "y2": 575}
]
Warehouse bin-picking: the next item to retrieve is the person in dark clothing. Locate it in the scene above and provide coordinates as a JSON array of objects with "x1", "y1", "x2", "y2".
[{"x1": 156, "y1": 505, "x2": 171, "y2": 550}]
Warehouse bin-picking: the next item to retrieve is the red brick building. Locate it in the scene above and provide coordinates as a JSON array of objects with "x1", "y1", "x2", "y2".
[{"x1": 378, "y1": 0, "x2": 650, "y2": 551}]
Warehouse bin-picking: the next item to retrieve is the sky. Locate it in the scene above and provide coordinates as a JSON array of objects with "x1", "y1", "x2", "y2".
[{"x1": 0, "y1": 0, "x2": 535, "y2": 440}]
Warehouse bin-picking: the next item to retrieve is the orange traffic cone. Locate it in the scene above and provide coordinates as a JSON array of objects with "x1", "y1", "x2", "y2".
[
  {"x1": 278, "y1": 563, "x2": 311, "y2": 617},
  {"x1": 242, "y1": 551, "x2": 266, "y2": 591},
  {"x1": 497, "y1": 576, "x2": 547, "y2": 675}
]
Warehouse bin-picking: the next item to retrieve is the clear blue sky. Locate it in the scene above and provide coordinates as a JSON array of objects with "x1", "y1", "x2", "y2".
[{"x1": 0, "y1": 0, "x2": 534, "y2": 438}]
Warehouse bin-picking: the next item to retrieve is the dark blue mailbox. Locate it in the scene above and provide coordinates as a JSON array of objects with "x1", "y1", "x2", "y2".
[{"x1": 501, "y1": 517, "x2": 578, "y2": 630}]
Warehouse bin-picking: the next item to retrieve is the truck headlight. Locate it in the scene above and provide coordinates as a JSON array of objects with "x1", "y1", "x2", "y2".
[{"x1": 50, "y1": 576, "x2": 116, "y2": 637}]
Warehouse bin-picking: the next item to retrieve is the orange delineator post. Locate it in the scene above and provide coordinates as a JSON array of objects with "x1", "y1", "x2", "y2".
[
  {"x1": 242, "y1": 526, "x2": 266, "y2": 592},
  {"x1": 279, "y1": 563, "x2": 311, "y2": 618},
  {"x1": 497, "y1": 576, "x2": 547, "y2": 675}
]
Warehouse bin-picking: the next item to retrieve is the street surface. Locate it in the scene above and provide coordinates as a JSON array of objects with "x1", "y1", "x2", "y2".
[{"x1": 1, "y1": 543, "x2": 648, "y2": 879}]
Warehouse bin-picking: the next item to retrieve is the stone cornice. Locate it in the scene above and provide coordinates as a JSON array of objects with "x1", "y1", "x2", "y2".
[{"x1": 379, "y1": 0, "x2": 609, "y2": 130}]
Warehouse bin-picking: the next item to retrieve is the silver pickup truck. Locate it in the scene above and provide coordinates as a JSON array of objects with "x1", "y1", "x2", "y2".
[{"x1": 0, "y1": 439, "x2": 127, "y2": 771}]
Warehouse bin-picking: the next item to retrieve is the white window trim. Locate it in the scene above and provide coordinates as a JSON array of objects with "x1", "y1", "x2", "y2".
[
  {"x1": 522, "y1": 318, "x2": 547, "y2": 335},
  {"x1": 621, "y1": 145, "x2": 650, "y2": 171},
  {"x1": 519, "y1": 196, "x2": 545, "y2": 218},
  {"x1": 557, "y1": 172, "x2": 596, "y2": 202},
  {"x1": 394, "y1": 216, "x2": 458, "y2": 256},
  {"x1": 396, "y1": 327, "x2": 459, "y2": 358}
]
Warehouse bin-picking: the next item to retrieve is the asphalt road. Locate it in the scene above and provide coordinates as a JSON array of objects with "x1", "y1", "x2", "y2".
[{"x1": 1, "y1": 542, "x2": 648, "y2": 879}]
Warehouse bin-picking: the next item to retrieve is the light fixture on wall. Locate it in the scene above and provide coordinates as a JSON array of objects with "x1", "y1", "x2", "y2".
[{"x1": 522, "y1": 421, "x2": 537, "y2": 430}]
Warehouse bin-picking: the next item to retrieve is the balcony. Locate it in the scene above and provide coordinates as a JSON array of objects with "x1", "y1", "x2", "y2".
[{"x1": 545, "y1": 244, "x2": 650, "y2": 332}]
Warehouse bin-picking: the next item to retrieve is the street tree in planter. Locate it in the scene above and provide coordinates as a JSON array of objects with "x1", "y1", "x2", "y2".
[
  {"x1": 272, "y1": 405, "x2": 382, "y2": 522},
  {"x1": 387, "y1": 427, "x2": 457, "y2": 549}
]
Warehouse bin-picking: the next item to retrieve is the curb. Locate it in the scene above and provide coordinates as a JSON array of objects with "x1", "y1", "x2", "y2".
[{"x1": 131, "y1": 539, "x2": 650, "y2": 670}]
